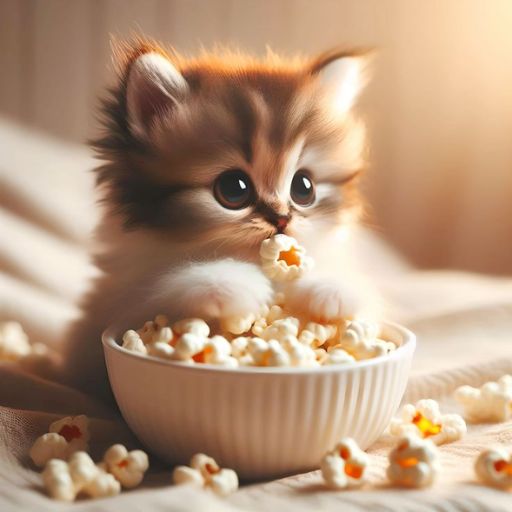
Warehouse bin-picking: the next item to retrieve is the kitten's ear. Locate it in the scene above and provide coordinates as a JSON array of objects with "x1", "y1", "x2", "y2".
[
  {"x1": 126, "y1": 52, "x2": 188, "y2": 140},
  {"x1": 311, "y1": 51, "x2": 369, "y2": 115}
]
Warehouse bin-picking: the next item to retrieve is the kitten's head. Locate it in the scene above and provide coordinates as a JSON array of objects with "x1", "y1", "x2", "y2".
[{"x1": 95, "y1": 41, "x2": 369, "y2": 259}]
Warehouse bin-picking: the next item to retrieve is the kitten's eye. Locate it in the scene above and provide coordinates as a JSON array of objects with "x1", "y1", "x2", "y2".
[
  {"x1": 213, "y1": 169, "x2": 255, "y2": 210},
  {"x1": 290, "y1": 171, "x2": 315, "y2": 206}
]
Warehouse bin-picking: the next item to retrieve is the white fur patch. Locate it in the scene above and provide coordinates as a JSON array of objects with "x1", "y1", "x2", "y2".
[{"x1": 152, "y1": 259, "x2": 273, "y2": 319}]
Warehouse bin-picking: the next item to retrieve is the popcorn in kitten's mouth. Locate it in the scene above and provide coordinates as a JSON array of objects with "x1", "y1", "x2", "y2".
[{"x1": 259, "y1": 234, "x2": 313, "y2": 282}]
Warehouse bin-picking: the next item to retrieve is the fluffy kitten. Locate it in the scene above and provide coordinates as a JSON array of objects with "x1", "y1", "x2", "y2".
[{"x1": 63, "y1": 41, "x2": 381, "y2": 399}]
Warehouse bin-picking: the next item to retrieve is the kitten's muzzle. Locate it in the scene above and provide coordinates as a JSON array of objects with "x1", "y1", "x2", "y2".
[{"x1": 255, "y1": 201, "x2": 290, "y2": 233}]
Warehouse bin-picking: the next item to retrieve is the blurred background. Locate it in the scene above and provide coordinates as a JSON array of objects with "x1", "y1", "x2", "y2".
[{"x1": 1, "y1": 0, "x2": 512, "y2": 275}]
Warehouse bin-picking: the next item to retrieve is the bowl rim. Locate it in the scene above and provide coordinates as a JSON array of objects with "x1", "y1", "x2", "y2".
[{"x1": 103, "y1": 320, "x2": 416, "y2": 376}]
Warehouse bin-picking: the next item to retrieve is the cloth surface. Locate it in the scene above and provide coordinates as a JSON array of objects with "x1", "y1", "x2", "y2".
[{"x1": 2, "y1": 118, "x2": 512, "y2": 511}]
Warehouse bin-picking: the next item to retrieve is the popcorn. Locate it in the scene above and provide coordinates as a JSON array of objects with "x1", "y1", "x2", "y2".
[
  {"x1": 262, "y1": 339, "x2": 291, "y2": 367},
  {"x1": 103, "y1": 444, "x2": 149, "y2": 489},
  {"x1": 42, "y1": 459, "x2": 77, "y2": 502},
  {"x1": 42, "y1": 452, "x2": 121, "y2": 502},
  {"x1": 387, "y1": 434, "x2": 440, "y2": 488},
  {"x1": 261, "y1": 317, "x2": 300, "y2": 340},
  {"x1": 146, "y1": 341, "x2": 175, "y2": 359},
  {"x1": 260, "y1": 234, "x2": 313, "y2": 282},
  {"x1": 335, "y1": 320, "x2": 395, "y2": 360},
  {"x1": 266, "y1": 304, "x2": 285, "y2": 323},
  {"x1": 390, "y1": 399, "x2": 466, "y2": 445},
  {"x1": 286, "y1": 337, "x2": 318, "y2": 367},
  {"x1": 301, "y1": 322, "x2": 337, "y2": 347},
  {"x1": 0, "y1": 321, "x2": 31, "y2": 361},
  {"x1": 326, "y1": 347, "x2": 356, "y2": 365},
  {"x1": 231, "y1": 337, "x2": 249, "y2": 358},
  {"x1": 122, "y1": 330, "x2": 147, "y2": 354},
  {"x1": 30, "y1": 415, "x2": 90, "y2": 467},
  {"x1": 173, "y1": 453, "x2": 239, "y2": 496},
  {"x1": 320, "y1": 438, "x2": 369, "y2": 489},
  {"x1": 172, "y1": 318, "x2": 210, "y2": 338},
  {"x1": 137, "y1": 315, "x2": 173, "y2": 344},
  {"x1": 246, "y1": 337, "x2": 269, "y2": 365},
  {"x1": 172, "y1": 333, "x2": 207, "y2": 361},
  {"x1": 251, "y1": 317, "x2": 268, "y2": 337},
  {"x1": 221, "y1": 313, "x2": 256, "y2": 335},
  {"x1": 455, "y1": 375, "x2": 512, "y2": 423},
  {"x1": 30, "y1": 433, "x2": 69, "y2": 468},
  {"x1": 475, "y1": 447, "x2": 512, "y2": 489}
]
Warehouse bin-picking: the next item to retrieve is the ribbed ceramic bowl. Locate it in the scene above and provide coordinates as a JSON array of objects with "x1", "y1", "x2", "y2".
[{"x1": 103, "y1": 321, "x2": 415, "y2": 480}]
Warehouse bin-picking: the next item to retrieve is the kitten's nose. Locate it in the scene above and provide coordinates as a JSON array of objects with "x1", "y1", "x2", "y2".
[{"x1": 275, "y1": 215, "x2": 289, "y2": 233}]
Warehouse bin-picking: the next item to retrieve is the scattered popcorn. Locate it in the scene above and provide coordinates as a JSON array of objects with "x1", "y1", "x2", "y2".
[
  {"x1": 173, "y1": 453, "x2": 239, "y2": 497},
  {"x1": 30, "y1": 415, "x2": 90, "y2": 467},
  {"x1": 260, "y1": 234, "x2": 313, "y2": 282},
  {"x1": 42, "y1": 459, "x2": 77, "y2": 502},
  {"x1": 122, "y1": 330, "x2": 147, "y2": 354},
  {"x1": 390, "y1": 399, "x2": 466, "y2": 445},
  {"x1": 42, "y1": 452, "x2": 120, "y2": 502},
  {"x1": 475, "y1": 447, "x2": 512, "y2": 489},
  {"x1": 320, "y1": 438, "x2": 369, "y2": 489},
  {"x1": 103, "y1": 444, "x2": 149, "y2": 489},
  {"x1": 387, "y1": 434, "x2": 440, "y2": 488},
  {"x1": 455, "y1": 375, "x2": 512, "y2": 423},
  {"x1": 49, "y1": 415, "x2": 90, "y2": 453},
  {"x1": 335, "y1": 320, "x2": 395, "y2": 360},
  {"x1": 30, "y1": 433, "x2": 70, "y2": 468}
]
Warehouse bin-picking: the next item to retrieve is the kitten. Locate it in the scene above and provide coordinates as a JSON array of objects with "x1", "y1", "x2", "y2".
[{"x1": 63, "y1": 40, "x2": 381, "y2": 399}]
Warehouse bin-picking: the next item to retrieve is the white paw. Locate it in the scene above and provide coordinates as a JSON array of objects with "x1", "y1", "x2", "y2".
[
  {"x1": 284, "y1": 278, "x2": 367, "y2": 322},
  {"x1": 155, "y1": 259, "x2": 273, "y2": 320}
]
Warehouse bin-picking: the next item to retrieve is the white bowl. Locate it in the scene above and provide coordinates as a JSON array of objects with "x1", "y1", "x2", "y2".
[{"x1": 102, "y1": 321, "x2": 415, "y2": 481}]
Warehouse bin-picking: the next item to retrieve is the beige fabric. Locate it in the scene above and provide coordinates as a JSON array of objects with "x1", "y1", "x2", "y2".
[{"x1": 3, "y1": 119, "x2": 512, "y2": 510}]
